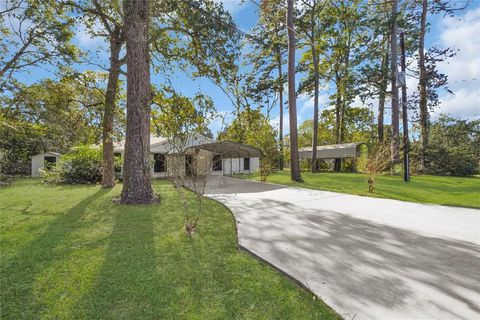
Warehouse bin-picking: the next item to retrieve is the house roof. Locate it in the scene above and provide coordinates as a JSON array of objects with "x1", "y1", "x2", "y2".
[
  {"x1": 186, "y1": 141, "x2": 262, "y2": 158},
  {"x1": 299, "y1": 142, "x2": 364, "y2": 159},
  {"x1": 112, "y1": 135, "x2": 167, "y2": 152}
]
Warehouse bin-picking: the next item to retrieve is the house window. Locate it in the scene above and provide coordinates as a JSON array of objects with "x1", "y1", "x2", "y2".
[
  {"x1": 243, "y1": 158, "x2": 250, "y2": 171},
  {"x1": 213, "y1": 155, "x2": 222, "y2": 171},
  {"x1": 154, "y1": 154, "x2": 165, "y2": 173},
  {"x1": 185, "y1": 154, "x2": 193, "y2": 176},
  {"x1": 114, "y1": 152, "x2": 121, "y2": 157}
]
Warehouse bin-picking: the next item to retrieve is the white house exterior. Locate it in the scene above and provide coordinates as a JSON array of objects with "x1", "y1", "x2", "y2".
[
  {"x1": 31, "y1": 152, "x2": 60, "y2": 177},
  {"x1": 112, "y1": 134, "x2": 261, "y2": 178}
]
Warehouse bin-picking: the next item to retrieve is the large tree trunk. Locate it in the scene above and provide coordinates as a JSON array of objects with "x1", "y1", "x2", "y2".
[
  {"x1": 120, "y1": 0, "x2": 155, "y2": 204},
  {"x1": 276, "y1": 48, "x2": 284, "y2": 171},
  {"x1": 418, "y1": 0, "x2": 428, "y2": 171},
  {"x1": 102, "y1": 36, "x2": 122, "y2": 188},
  {"x1": 390, "y1": 0, "x2": 400, "y2": 163},
  {"x1": 311, "y1": 47, "x2": 319, "y2": 173},
  {"x1": 286, "y1": 0, "x2": 302, "y2": 182},
  {"x1": 378, "y1": 40, "x2": 389, "y2": 143}
]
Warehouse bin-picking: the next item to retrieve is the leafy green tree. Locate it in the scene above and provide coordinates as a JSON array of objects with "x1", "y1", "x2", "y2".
[
  {"x1": 424, "y1": 115, "x2": 479, "y2": 176},
  {"x1": 246, "y1": 0, "x2": 287, "y2": 170},
  {"x1": 64, "y1": 0, "x2": 126, "y2": 187},
  {"x1": 0, "y1": 72, "x2": 107, "y2": 174},
  {"x1": 0, "y1": 0, "x2": 78, "y2": 90},
  {"x1": 218, "y1": 107, "x2": 278, "y2": 181},
  {"x1": 298, "y1": 107, "x2": 374, "y2": 149},
  {"x1": 151, "y1": 86, "x2": 216, "y2": 147},
  {"x1": 413, "y1": 0, "x2": 468, "y2": 171},
  {"x1": 315, "y1": 0, "x2": 369, "y2": 171},
  {"x1": 297, "y1": 0, "x2": 328, "y2": 172}
]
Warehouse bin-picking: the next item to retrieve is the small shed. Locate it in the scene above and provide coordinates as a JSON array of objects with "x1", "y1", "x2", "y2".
[
  {"x1": 298, "y1": 143, "x2": 365, "y2": 160},
  {"x1": 31, "y1": 152, "x2": 61, "y2": 177}
]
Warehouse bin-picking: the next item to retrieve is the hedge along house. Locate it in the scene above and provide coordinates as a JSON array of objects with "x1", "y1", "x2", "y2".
[
  {"x1": 112, "y1": 133, "x2": 261, "y2": 178},
  {"x1": 31, "y1": 152, "x2": 61, "y2": 177}
]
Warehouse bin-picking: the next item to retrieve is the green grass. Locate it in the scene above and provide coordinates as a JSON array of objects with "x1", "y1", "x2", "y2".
[
  {"x1": 242, "y1": 171, "x2": 480, "y2": 208},
  {"x1": 0, "y1": 179, "x2": 338, "y2": 320}
]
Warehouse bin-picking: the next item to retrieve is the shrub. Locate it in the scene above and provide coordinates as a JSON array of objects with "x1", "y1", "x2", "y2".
[
  {"x1": 366, "y1": 143, "x2": 391, "y2": 193},
  {"x1": 425, "y1": 115, "x2": 479, "y2": 176},
  {"x1": 41, "y1": 146, "x2": 103, "y2": 184}
]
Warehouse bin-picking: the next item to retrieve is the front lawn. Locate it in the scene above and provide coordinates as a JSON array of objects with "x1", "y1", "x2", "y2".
[
  {"x1": 242, "y1": 171, "x2": 480, "y2": 208},
  {"x1": 0, "y1": 179, "x2": 338, "y2": 319}
]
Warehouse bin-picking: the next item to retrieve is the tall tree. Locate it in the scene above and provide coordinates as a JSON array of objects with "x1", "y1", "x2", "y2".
[
  {"x1": 286, "y1": 0, "x2": 302, "y2": 182},
  {"x1": 120, "y1": 0, "x2": 155, "y2": 204},
  {"x1": 414, "y1": 0, "x2": 467, "y2": 170},
  {"x1": 319, "y1": 0, "x2": 368, "y2": 171},
  {"x1": 377, "y1": 40, "x2": 389, "y2": 143},
  {"x1": 390, "y1": 0, "x2": 400, "y2": 163},
  {"x1": 66, "y1": 0, "x2": 126, "y2": 188},
  {"x1": 0, "y1": 0, "x2": 77, "y2": 89},
  {"x1": 418, "y1": 0, "x2": 428, "y2": 171},
  {"x1": 247, "y1": 0, "x2": 287, "y2": 170},
  {"x1": 297, "y1": 0, "x2": 326, "y2": 172}
]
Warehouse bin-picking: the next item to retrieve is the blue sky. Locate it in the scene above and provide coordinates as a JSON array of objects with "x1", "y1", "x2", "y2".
[{"x1": 10, "y1": 0, "x2": 480, "y2": 136}]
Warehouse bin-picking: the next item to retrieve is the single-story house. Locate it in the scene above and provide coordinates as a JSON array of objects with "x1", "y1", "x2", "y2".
[
  {"x1": 111, "y1": 133, "x2": 261, "y2": 178},
  {"x1": 31, "y1": 152, "x2": 61, "y2": 177}
]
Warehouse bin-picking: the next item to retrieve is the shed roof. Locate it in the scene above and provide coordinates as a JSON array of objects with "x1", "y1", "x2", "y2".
[
  {"x1": 32, "y1": 152, "x2": 61, "y2": 158},
  {"x1": 186, "y1": 141, "x2": 262, "y2": 158},
  {"x1": 299, "y1": 142, "x2": 364, "y2": 159}
]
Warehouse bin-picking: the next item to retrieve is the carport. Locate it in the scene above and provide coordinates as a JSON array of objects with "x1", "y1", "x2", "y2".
[{"x1": 186, "y1": 141, "x2": 262, "y2": 175}]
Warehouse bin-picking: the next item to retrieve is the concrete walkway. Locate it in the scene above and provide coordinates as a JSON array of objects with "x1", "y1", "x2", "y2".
[{"x1": 204, "y1": 176, "x2": 480, "y2": 320}]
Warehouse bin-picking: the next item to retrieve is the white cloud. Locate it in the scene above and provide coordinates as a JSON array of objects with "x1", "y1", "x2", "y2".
[
  {"x1": 74, "y1": 21, "x2": 106, "y2": 49},
  {"x1": 299, "y1": 93, "x2": 330, "y2": 114},
  {"x1": 434, "y1": 6, "x2": 480, "y2": 119},
  {"x1": 269, "y1": 113, "x2": 289, "y2": 130}
]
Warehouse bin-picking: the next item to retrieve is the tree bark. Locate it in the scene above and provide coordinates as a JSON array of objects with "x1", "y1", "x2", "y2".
[
  {"x1": 276, "y1": 47, "x2": 284, "y2": 171},
  {"x1": 311, "y1": 46, "x2": 319, "y2": 173},
  {"x1": 333, "y1": 87, "x2": 343, "y2": 172},
  {"x1": 418, "y1": 0, "x2": 428, "y2": 172},
  {"x1": 390, "y1": 0, "x2": 400, "y2": 163},
  {"x1": 334, "y1": 72, "x2": 342, "y2": 172},
  {"x1": 400, "y1": 31, "x2": 410, "y2": 182},
  {"x1": 286, "y1": 0, "x2": 302, "y2": 182},
  {"x1": 102, "y1": 34, "x2": 123, "y2": 188},
  {"x1": 378, "y1": 40, "x2": 389, "y2": 143},
  {"x1": 120, "y1": 0, "x2": 155, "y2": 204}
]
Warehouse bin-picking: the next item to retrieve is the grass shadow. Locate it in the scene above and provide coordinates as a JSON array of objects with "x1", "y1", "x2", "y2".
[
  {"x1": 76, "y1": 206, "x2": 160, "y2": 319},
  {"x1": 0, "y1": 187, "x2": 109, "y2": 318}
]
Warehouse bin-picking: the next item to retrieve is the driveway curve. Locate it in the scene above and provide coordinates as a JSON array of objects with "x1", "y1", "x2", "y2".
[{"x1": 204, "y1": 176, "x2": 480, "y2": 320}]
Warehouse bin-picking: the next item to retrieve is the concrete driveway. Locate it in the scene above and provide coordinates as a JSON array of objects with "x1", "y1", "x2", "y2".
[{"x1": 204, "y1": 176, "x2": 480, "y2": 320}]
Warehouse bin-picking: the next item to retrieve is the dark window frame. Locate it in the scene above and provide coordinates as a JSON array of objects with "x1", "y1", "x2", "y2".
[
  {"x1": 243, "y1": 157, "x2": 250, "y2": 171},
  {"x1": 212, "y1": 154, "x2": 222, "y2": 171}
]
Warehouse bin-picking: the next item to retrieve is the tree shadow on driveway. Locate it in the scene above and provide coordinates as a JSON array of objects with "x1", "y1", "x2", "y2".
[{"x1": 220, "y1": 197, "x2": 480, "y2": 319}]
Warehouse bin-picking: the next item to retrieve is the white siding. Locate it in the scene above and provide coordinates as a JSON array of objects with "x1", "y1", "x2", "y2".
[{"x1": 222, "y1": 157, "x2": 259, "y2": 174}]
